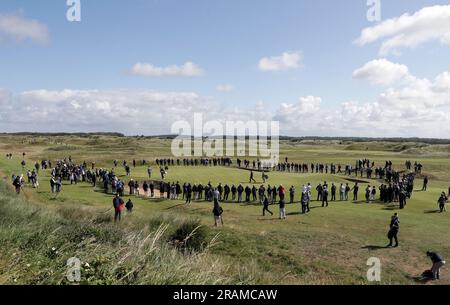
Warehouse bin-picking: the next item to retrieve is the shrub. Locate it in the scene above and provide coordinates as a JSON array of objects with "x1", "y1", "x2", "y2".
[{"x1": 170, "y1": 219, "x2": 209, "y2": 252}]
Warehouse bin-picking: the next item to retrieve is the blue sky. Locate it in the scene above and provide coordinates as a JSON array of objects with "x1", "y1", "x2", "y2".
[{"x1": 1, "y1": 0, "x2": 450, "y2": 136}]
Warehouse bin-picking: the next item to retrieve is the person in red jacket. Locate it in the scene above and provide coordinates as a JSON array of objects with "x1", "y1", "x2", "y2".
[{"x1": 113, "y1": 193, "x2": 125, "y2": 222}]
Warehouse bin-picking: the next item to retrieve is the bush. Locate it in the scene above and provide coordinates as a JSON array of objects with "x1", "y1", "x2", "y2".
[{"x1": 170, "y1": 219, "x2": 209, "y2": 252}]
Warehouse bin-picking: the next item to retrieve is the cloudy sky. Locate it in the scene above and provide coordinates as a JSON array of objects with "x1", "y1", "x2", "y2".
[{"x1": 1, "y1": 0, "x2": 450, "y2": 137}]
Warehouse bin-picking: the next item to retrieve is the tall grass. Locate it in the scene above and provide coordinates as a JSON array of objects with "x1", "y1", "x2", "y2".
[{"x1": 0, "y1": 181, "x2": 255, "y2": 285}]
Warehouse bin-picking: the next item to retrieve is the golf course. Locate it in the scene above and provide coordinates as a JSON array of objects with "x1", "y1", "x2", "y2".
[{"x1": 0, "y1": 134, "x2": 449, "y2": 285}]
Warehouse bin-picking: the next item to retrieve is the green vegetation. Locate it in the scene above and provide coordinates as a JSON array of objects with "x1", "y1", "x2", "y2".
[
  {"x1": 0, "y1": 134, "x2": 449, "y2": 284},
  {"x1": 0, "y1": 180, "x2": 257, "y2": 284}
]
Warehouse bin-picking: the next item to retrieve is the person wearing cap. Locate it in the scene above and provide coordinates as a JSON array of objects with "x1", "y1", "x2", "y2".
[
  {"x1": 113, "y1": 193, "x2": 125, "y2": 222},
  {"x1": 426, "y1": 251, "x2": 446, "y2": 280}
]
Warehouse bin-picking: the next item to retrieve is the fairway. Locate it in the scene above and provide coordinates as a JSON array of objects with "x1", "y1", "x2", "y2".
[{"x1": 1, "y1": 135, "x2": 449, "y2": 284}]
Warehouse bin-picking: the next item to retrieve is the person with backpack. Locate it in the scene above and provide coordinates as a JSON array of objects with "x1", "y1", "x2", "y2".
[
  {"x1": 113, "y1": 193, "x2": 125, "y2": 222},
  {"x1": 426, "y1": 251, "x2": 446, "y2": 280},
  {"x1": 12, "y1": 175, "x2": 22, "y2": 194}
]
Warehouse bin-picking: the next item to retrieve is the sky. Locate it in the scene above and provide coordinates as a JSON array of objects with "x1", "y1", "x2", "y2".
[{"x1": 1, "y1": 0, "x2": 450, "y2": 137}]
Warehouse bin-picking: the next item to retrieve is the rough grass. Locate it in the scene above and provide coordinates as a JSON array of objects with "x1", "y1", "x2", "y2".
[
  {"x1": 0, "y1": 181, "x2": 256, "y2": 285},
  {"x1": 1, "y1": 135, "x2": 450, "y2": 285}
]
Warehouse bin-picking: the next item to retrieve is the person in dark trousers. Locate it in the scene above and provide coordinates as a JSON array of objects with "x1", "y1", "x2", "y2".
[
  {"x1": 289, "y1": 186, "x2": 295, "y2": 204},
  {"x1": 125, "y1": 199, "x2": 133, "y2": 213},
  {"x1": 331, "y1": 183, "x2": 336, "y2": 201},
  {"x1": 399, "y1": 189, "x2": 407, "y2": 209},
  {"x1": 301, "y1": 191, "x2": 310, "y2": 214},
  {"x1": 13, "y1": 176, "x2": 22, "y2": 194},
  {"x1": 322, "y1": 186, "x2": 329, "y2": 207},
  {"x1": 422, "y1": 176, "x2": 429, "y2": 191},
  {"x1": 426, "y1": 251, "x2": 446, "y2": 280},
  {"x1": 113, "y1": 193, "x2": 125, "y2": 222},
  {"x1": 352, "y1": 183, "x2": 359, "y2": 201},
  {"x1": 387, "y1": 213, "x2": 400, "y2": 247},
  {"x1": 249, "y1": 170, "x2": 256, "y2": 183},
  {"x1": 437, "y1": 192, "x2": 447, "y2": 212},
  {"x1": 316, "y1": 183, "x2": 323, "y2": 201},
  {"x1": 213, "y1": 201, "x2": 224, "y2": 227},
  {"x1": 185, "y1": 183, "x2": 192, "y2": 204},
  {"x1": 262, "y1": 195, "x2": 273, "y2": 216}
]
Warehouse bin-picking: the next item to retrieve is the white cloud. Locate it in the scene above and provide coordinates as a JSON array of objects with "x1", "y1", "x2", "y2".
[
  {"x1": 274, "y1": 65, "x2": 450, "y2": 137},
  {"x1": 0, "y1": 90, "x2": 214, "y2": 134},
  {"x1": 0, "y1": 89, "x2": 274, "y2": 135},
  {"x1": 129, "y1": 62, "x2": 204, "y2": 77},
  {"x1": 353, "y1": 59, "x2": 410, "y2": 86},
  {"x1": 0, "y1": 14, "x2": 49, "y2": 44},
  {"x1": 433, "y1": 72, "x2": 450, "y2": 92},
  {"x1": 2, "y1": 61, "x2": 450, "y2": 138},
  {"x1": 355, "y1": 5, "x2": 450, "y2": 55},
  {"x1": 216, "y1": 84, "x2": 235, "y2": 92},
  {"x1": 258, "y1": 51, "x2": 302, "y2": 71},
  {"x1": 276, "y1": 96, "x2": 322, "y2": 120}
]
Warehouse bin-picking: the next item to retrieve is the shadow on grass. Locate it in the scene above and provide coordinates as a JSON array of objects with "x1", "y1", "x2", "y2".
[
  {"x1": 309, "y1": 206, "x2": 322, "y2": 210},
  {"x1": 361, "y1": 245, "x2": 390, "y2": 251},
  {"x1": 165, "y1": 203, "x2": 186, "y2": 210},
  {"x1": 382, "y1": 205, "x2": 399, "y2": 211},
  {"x1": 424, "y1": 210, "x2": 440, "y2": 214},
  {"x1": 287, "y1": 211, "x2": 303, "y2": 216},
  {"x1": 406, "y1": 275, "x2": 434, "y2": 284}
]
